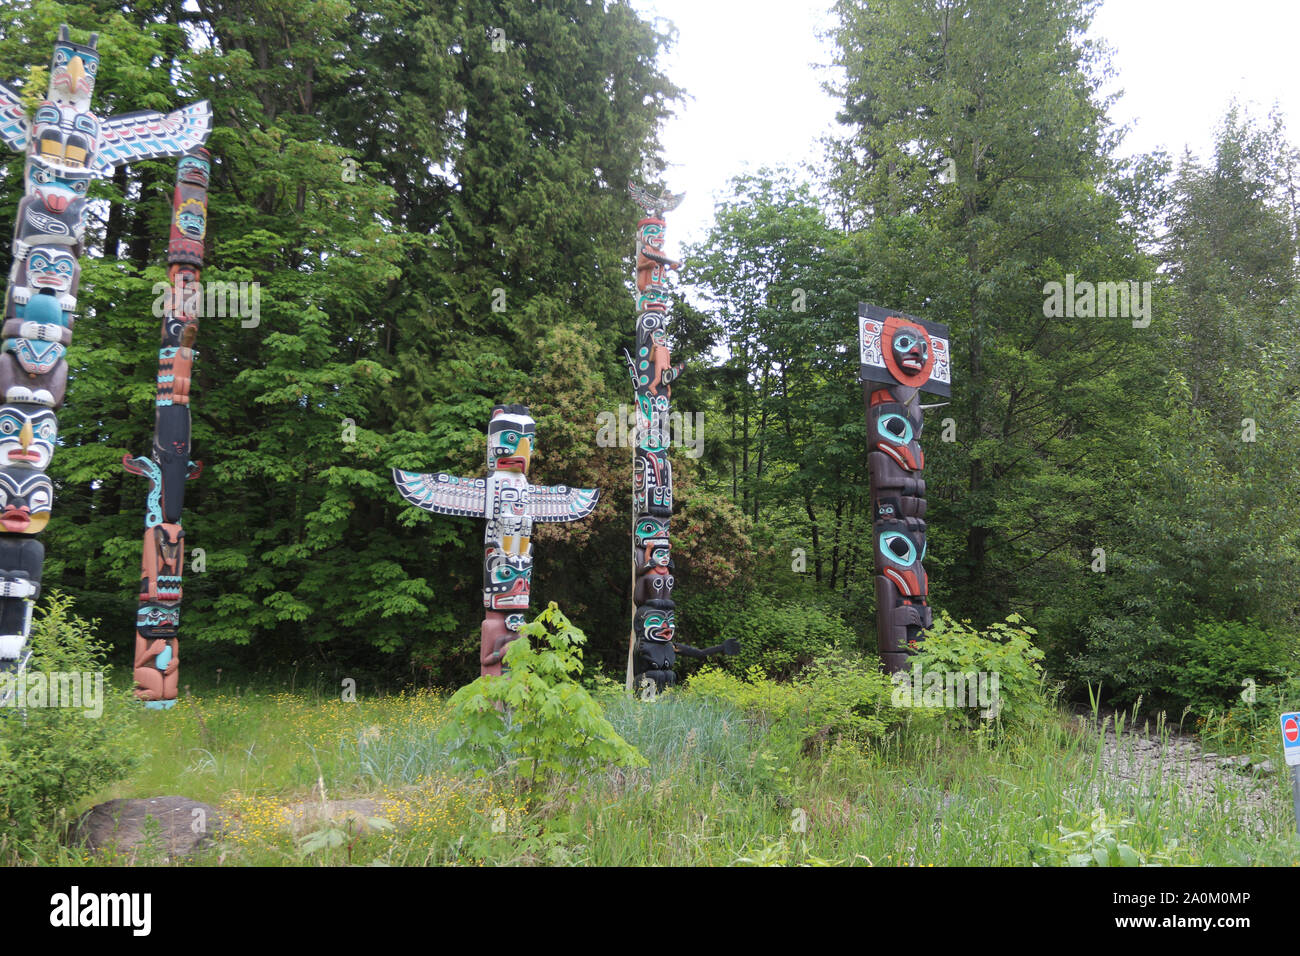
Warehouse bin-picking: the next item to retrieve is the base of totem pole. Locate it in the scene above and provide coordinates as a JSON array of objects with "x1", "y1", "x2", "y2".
[
  {"x1": 880, "y1": 652, "x2": 910, "y2": 674},
  {"x1": 144, "y1": 699, "x2": 177, "y2": 710}
]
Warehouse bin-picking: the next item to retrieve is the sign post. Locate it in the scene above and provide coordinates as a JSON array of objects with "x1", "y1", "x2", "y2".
[{"x1": 1281, "y1": 712, "x2": 1300, "y2": 836}]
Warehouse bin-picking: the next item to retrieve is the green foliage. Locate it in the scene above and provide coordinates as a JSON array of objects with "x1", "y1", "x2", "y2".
[
  {"x1": 439, "y1": 604, "x2": 645, "y2": 799},
  {"x1": 1033, "y1": 808, "x2": 1187, "y2": 867},
  {"x1": 686, "y1": 654, "x2": 901, "y2": 749},
  {"x1": 1199, "y1": 674, "x2": 1300, "y2": 754},
  {"x1": 1161, "y1": 621, "x2": 1297, "y2": 718},
  {"x1": 913, "y1": 612, "x2": 1050, "y2": 730},
  {"x1": 679, "y1": 591, "x2": 856, "y2": 680},
  {"x1": 0, "y1": 593, "x2": 140, "y2": 857}
]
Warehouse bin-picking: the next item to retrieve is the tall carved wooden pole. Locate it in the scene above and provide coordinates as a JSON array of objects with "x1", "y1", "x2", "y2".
[
  {"x1": 123, "y1": 147, "x2": 210, "y2": 708},
  {"x1": 0, "y1": 25, "x2": 210, "y2": 678},
  {"x1": 624, "y1": 183, "x2": 737, "y2": 693},
  {"x1": 394, "y1": 405, "x2": 599, "y2": 677},
  {"x1": 625, "y1": 183, "x2": 683, "y2": 693},
  {"x1": 857, "y1": 303, "x2": 952, "y2": 672}
]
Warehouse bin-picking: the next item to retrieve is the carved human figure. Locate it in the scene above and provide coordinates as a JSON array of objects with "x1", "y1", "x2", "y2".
[{"x1": 394, "y1": 404, "x2": 598, "y2": 678}]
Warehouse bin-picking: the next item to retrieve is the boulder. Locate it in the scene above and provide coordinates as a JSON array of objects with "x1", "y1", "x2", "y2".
[{"x1": 72, "y1": 795, "x2": 222, "y2": 859}]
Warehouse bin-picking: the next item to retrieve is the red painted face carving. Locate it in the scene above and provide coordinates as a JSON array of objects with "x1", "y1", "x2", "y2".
[{"x1": 882, "y1": 316, "x2": 935, "y2": 387}]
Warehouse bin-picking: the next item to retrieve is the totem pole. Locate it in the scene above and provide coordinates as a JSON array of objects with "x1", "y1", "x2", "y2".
[
  {"x1": 122, "y1": 147, "x2": 210, "y2": 708},
  {"x1": 625, "y1": 182, "x2": 737, "y2": 694},
  {"x1": 857, "y1": 303, "x2": 951, "y2": 673},
  {"x1": 0, "y1": 26, "x2": 211, "y2": 677},
  {"x1": 394, "y1": 405, "x2": 599, "y2": 677}
]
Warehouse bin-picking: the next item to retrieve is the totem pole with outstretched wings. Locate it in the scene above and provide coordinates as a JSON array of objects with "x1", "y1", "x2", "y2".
[
  {"x1": 0, "y1": 25, "x2": 211, "y2": 678},
  {"x1": 394, "y1": 405, "x2": 599, "y2": 677}
]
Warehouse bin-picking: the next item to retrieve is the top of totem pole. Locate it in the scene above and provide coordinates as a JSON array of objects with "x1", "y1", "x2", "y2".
[
  {"x1": 0, "y1": 23, "x2": 213, "y2": 176},
  {"x1": 857, "y1": 302, "x2": 952, "y2": 398},
  {"x1": 628, "y1": 181, "x2": 685, "y2": 217}
]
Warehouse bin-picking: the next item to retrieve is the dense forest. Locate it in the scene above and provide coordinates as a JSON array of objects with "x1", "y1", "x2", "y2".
[{"x1": 1, "y1": 0, "x2": 1296, "y2": 718}]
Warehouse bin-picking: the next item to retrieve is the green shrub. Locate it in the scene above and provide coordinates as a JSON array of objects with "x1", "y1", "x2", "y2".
[
  {"x1": 0, "y1": 592, "x2": 141, "y2": 858},
  {"x1": 912, "y1": 611, "x2": 1050, "y2": 730},
  {"x1": 438, "y1": 603, "x2": 645, "y2": 801},
  {"x1": 1068, "y1": 596, "x2": 1175, "y2": 707},
  {"x1": 1160, "y1": 620, "x2": 1296, "y2": 718},
  {"x1": 685, "y1": 654, "x2": 902, "y2": 749},
  {"x1": 678, "y1": 592, "x2": 856, "y2": 680},
  {"x1": 1199, "y1": 673, "x2": 1300, "y2": 753}
]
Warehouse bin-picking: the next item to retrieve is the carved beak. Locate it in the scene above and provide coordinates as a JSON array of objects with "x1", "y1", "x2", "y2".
[{"x1": 63, "y1": 56, "x2": 86, "y2": 94}]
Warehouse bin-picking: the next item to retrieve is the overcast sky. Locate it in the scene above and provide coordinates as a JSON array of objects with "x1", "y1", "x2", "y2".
[{"x1": 628, "y1": 0, "x2": 1300, "y2": 247}]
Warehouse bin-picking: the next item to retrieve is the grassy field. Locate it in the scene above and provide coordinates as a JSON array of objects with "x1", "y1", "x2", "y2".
[{"x1": 14, "y1": 676, "x2": 1300, "y2": 867}]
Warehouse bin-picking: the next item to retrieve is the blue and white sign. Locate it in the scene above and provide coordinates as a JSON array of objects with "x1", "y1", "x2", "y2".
[{"x1": 1281, "y1": 712, "x2": 1300, "y2": 767}]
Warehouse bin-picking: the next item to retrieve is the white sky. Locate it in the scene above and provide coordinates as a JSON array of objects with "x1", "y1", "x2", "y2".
[{"x1": 629, "y1": 0, "x2": 1300, "y2": 247}]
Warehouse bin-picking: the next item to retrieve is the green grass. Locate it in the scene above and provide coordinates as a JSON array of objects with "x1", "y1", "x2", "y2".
[{"x1": 9, "y1": 679, "x2": 1300, "y2": 866}]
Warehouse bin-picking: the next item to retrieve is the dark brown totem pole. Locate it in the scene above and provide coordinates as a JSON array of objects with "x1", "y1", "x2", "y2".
[
  {"x1": 0, "y1": 26, "x2": 210, "y2": 680},
  {"x1": 123, "y1": 147, "x2": 211, "y2": 708},
  {"x1": 625, "y1": 182, "x2": 736, "y2": 693},
  {"x1": 858, "y1": 303, "x2": 952, "y2": 673},
  {"x1": 394, "y1": 406, "x2": 599, "y2": 677}
]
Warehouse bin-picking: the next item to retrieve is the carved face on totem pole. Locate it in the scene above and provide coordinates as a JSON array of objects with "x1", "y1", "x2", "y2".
[
  {"x1": 140, "y1": 524, "x2": 184, "y2": 603},
  {"x1": 634, "y1": 447, "x2": 672, "y2": 517},
  {"x1": 634, "y1": 599, "x2": 676, "y2": 645},
  {"x1": 30, "y1": 29, "x2": 100, "y2": 170},
  {"x1": 484, "y1": 547, "x2": 531, "y2": 611},
  {"x1": 0, "y1": 467, "x2": 53, "y2": 534},
  {"x1": 177, "y1": 153, "x2": 210, "y2": 188},
  {"x1": 487, "y1": 406, "x2": 534, "y2": 474},
  {"x1": 163, "y1": 264, "x2": 202, "y2": 345},
  {"x1": 858, "y1": 304, "x2": 951, "y2": 399},
  {"x1": 633, "y1": 515, "x2": 669, "y2": 567},
  {"x1": 870, "y1": 396, "x2": 924, "y2": 472},
  {"x1": 876, "y1": 519, "x2": 928, "y2": 598},
  {"x1": 137, "y1": 603, "x2": 180, "y2": 639},
  {"x1": 9, "y1": 245, "x2": 79, "y2": 304},
  {"x1": 48, "y1": 29, "x2": 99, "y2": 112},
  {"x1": 0, "y1": 405, "x2": 57, "y2": 471}
]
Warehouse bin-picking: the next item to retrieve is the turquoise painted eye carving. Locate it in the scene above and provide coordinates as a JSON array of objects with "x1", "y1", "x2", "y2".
[
  {"x1": 878, "y1": 413, "x2": 913, "y2": 444},
  {"x1": 879, "y1": 530, "x2": 917, "y2": 567}
]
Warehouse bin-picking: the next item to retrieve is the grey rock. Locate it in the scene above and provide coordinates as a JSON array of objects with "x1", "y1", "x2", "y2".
[{"x1": 72, "y1": 796, "x2": 222, "y2": 859}]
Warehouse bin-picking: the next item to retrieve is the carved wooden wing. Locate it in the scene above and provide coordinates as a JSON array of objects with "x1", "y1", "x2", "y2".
[
  {"x1": 92, "y1": 101, "x2": 213, "y2": 174},
  {"x1": 392, "y1": 469, "x2": 486, "y2": 517},
  {"x1": 527, "y1": 485, "x2": 599, "y2": 523},
  {"x1": 0, "y1": 81, "x2": 28, "y2": 153}
]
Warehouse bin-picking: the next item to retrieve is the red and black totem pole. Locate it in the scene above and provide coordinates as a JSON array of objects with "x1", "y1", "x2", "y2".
[
  {"x1": 0, "y1": 25, "x2": 209, "y2": 683},
  {"x1": 123, "y1": 147, "x2": 211, "y2": 708},
  {"x1": 858, "y1": 303, "x2": 952, "y2": 673}
]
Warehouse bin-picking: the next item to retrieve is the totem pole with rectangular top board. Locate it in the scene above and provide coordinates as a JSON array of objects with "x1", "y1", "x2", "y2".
[{"x1": 858, "y1": 303, "x2": 951, "y2": 673}]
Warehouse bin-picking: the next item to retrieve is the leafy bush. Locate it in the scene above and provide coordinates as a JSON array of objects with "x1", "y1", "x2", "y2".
[
  {"x1": 677, "y1": 592, "x2": 856, "y2": 680},
  {"x1": 1033, "y1": 807, "x2": 1189, "y2": 866},
  {"x1": 438, "y1": 603, "x2": 645, "y2": 801},
  {"x1": 912, "y1": 612, "x2": 1050, "y2": 730},
  {"x1": 1160, "y1": 620, "x2": 1296, "y2": 717},
  {"x1": 1199, "y1": 673, "x2": 1300, "y2": 753},
  {"x1": 0, "y1": 592, "x2": 141, "y2": 858},
  {"x1": 1068, "y1": 596, "x2": 1175, "y2": 707},
  {"x1": 685, "y1": 654, "x2": 901, "y2": 749}
]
